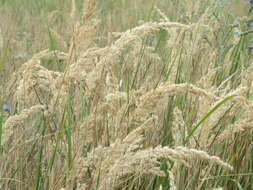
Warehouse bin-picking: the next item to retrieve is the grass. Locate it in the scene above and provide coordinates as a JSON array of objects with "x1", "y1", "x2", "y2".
[{"x1": 0, "y1": 0, "x2": 253, "y2": 189}]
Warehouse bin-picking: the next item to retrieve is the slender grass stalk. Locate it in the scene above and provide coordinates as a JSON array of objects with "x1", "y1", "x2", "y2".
[{"x1": 35, "y1": 116, "x2": 47, "y2": 190}]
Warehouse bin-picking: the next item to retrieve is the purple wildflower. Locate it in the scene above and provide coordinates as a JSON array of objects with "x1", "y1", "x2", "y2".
[
  {"x1": 39, "y1": 100, "x2": 45, "y2": 105},
  {"x1": 231, "y1": 21, "x2": 239, "y2": 27},
  {"x1": 3, "y1": 104, "x2": 11, "y2": 112},
  {"x1": 39, "y1": 100, "x2": 49, "y2": 110}
]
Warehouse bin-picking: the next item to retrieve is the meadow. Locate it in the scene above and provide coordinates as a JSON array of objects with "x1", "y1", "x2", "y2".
[{"x1": 0, "y1": 0, "x2": 253, "y2": 189}]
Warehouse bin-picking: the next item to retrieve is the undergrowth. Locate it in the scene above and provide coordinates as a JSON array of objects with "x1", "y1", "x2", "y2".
[{"x1": 0, "y1": 0, "x2": 253, "y2": 189}]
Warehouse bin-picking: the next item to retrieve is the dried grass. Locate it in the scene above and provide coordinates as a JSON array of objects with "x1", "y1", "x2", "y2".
[{"x1": 1, "y1": 0, "x2": 253, "y2": 189}]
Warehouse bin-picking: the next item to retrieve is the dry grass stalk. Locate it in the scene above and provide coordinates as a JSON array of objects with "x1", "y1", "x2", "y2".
[
  {"x1": 0, "y1": 27, "x2": 3, "y2": 52},
  {"x1": 172, "y1": 107, "x2": 186, "y2": 146},
  {"x1": 154, "y1": 6, "x2": 169, "y2": 22},
  {"x1": 82, "y1": 0, "x2": 96, "y2": 25},
  {"x1": 70, "y1": 0, "x2": 76, "y2": 22}
]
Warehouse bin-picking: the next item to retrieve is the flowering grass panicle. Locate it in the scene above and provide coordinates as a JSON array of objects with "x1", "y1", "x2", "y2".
[
  {"x1": 2, "y1": 104, "x2": 45, "y2": 145},
  {"x1": 1, "y1": 0, "x2": 253, "y2": 189}
]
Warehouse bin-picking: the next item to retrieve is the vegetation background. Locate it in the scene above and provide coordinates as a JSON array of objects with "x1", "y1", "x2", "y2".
[{"x1": 0, "y1": 0, "x2": 253, "y2": 189}]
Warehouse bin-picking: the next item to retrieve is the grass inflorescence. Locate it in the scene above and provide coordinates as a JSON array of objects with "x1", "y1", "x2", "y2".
[{"x1": 0, "y1": 0, "x2": 253, "y2": 189}]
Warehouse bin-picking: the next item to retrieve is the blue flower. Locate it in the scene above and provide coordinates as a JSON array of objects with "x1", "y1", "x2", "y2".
[
  {"x1": 231, "y1": 21, "x2": 239, "y2": 27},
  {"x1": 3, "y1": 104, "x2": 11, "y2": 112},
  {"x1": 234, "y1": 31, "x2": 241, "y2": 37},
  {"x1": 39, "y1": 100, "x2": 49, "y2": 110}
]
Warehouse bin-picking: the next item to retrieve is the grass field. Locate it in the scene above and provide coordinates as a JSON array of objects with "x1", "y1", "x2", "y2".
[{"x1": 0, "y1": 0, "x2": 253, "y2": 189}]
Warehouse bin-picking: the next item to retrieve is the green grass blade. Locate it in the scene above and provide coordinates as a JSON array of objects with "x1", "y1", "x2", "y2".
[
  {"x1": 184, "y1": 94, "x2": 235, "y2": 145},
  {"x1": 47, "y1": 26, "x2": 57, "y2": 51},
  {"x1": 63, "y1": 121, "x2": 72, "y2": 169}
]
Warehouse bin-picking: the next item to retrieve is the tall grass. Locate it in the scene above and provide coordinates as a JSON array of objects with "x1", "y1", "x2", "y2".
[{"x1": 0, "y1": 0, "x2": 253, "y2": 189}]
